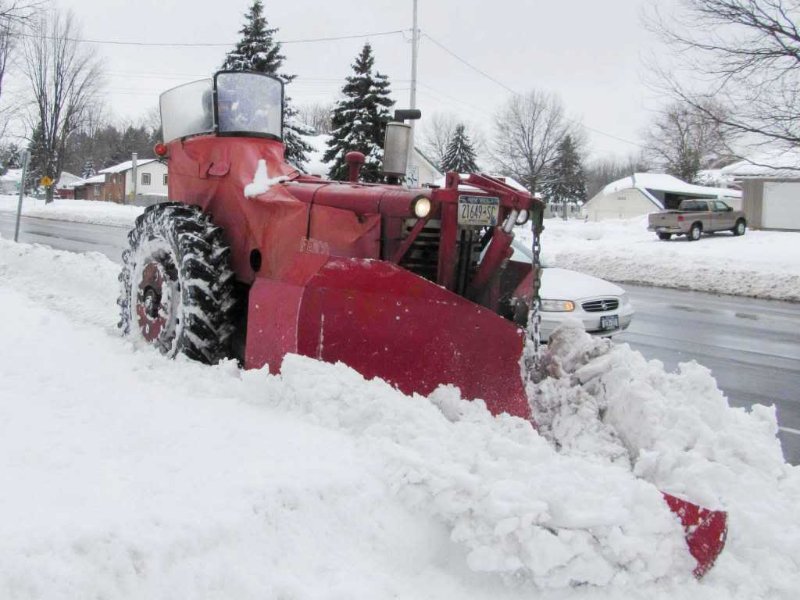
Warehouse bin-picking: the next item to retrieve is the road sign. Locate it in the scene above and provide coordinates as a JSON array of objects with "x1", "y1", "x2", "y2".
[{"x1": 40, "y1": 176, "x2": 54, "y2": 187}]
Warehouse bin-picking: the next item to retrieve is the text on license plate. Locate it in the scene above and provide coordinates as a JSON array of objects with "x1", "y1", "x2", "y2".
[
  {"x1": 458, "y1": 195, "x2": 500, "y2": 227},
  {"x1": 600, "y1": 315, "x2": 619, "y2": 331}
]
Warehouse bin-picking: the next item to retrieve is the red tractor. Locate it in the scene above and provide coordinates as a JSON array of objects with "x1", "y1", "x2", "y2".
[{"x1": 118, "y1": 71, "x2": 726, "y2": 576}]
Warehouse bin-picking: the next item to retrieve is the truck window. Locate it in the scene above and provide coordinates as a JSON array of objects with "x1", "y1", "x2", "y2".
[{"x1": 713, "y1": 201, "x2": 730, "y2": 211}]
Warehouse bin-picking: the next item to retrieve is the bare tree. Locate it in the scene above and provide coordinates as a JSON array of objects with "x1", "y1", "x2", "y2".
[
  {"x1": 0, "y1": 2, "x2": 42, "y2": 137},
  {"x1": 22, "y1": 9, "x2": 102, "y2": 202},
  {"x1": 418, "y1": 112, "x2": 485, "y2": 172},
  {"x1": 648, "y1": 0, "x2": 800, "y2": 154},
  {"x1": 491, "y1": 89, "x2": 573, "y2": 193},
  {"x1": 418, "y1": 112, "x2": 457, "y2": 170},
  {"x1": 643, "y1": 100, "x2": 736, "y2": 182},
  {"x1": 296, "y1": 102, "x2": 334, "y2": 135},
  {"x1": 584, "y1": 155, "x2": 650, "y2": 199}
]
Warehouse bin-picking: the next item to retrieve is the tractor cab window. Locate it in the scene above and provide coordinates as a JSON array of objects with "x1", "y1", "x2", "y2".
[
  {"x1": 160, "y1": 78, "x2": 214, "y2": 142},
  {"x1": 215, "y1": 72, "x2": 283, "y2": 139}
]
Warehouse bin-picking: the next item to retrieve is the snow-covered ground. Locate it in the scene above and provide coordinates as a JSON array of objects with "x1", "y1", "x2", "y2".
[
  {"x1": 0, "y1": 195, "x2": 143, "y2": 228},
  {"x1": 3, "y1": 195, "x2": 798, "y2": 301},
  {"x1": 1, "y1": 234, "x2": 799, "y2": 598},
  {"x1": 517, "y1": 216, "x2": 800, "y2": 302}
]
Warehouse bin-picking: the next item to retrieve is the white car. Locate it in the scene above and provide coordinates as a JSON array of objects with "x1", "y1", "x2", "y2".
[{"x1": 511, "y1": 240, "x2": 634, "y2": 342}]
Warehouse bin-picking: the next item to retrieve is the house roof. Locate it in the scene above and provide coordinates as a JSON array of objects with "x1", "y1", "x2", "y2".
[
  {"x1": 56, "y1": 171, "x2": 86, "y2": 189},
  {"x1": 84, "y1": 174, "x2": 106, "y2": 184},
  {"x1": 602, "y1": 172, "x2": 742, "y2": 199},
  {"x1": 720, "y1": 148, "x2": 800, "y2": 179},
  {"x1": 99, "y1": 158, "x2": 157, "y2": 174}
]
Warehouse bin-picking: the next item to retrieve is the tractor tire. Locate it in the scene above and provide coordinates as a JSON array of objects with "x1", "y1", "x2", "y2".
[
  {"x1": 657, "y1": 232, "x2": 672, "y2": 241},
  {"x1": 688, "y1": 222, "x2": 702, "y2": 241},
  {"x1": 118, "y1": 202, "x2": 236, "y2": 364},
  {"x1": 732, "y1": 219, "x2": 747, "y2": 236}
]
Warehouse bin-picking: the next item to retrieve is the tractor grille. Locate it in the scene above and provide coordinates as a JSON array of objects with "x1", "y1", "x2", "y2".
[
  {"x1": 582, "y1": 298, "x2": 619, "y2": 313},
  {"x1": 399, "y1": 219, "x2": 441, "y2": 281}
]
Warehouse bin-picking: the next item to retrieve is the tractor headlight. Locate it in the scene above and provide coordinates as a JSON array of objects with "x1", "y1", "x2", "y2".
[
  {"x1": 540, "y1": 299, "x2": 575, "y2": 312},
  {"x1": 412, "y1": 196, "x2": 432, "y2": 218}
]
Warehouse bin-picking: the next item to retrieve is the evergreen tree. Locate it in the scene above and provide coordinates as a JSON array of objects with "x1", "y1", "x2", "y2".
[
  {"x1": 0, "y1": 143, "x2": 21, "y2": 174},
  {"x1": 25, "y1": 124, "x2": 48, "y2": 194},
  {"x1": 81, "y1": 159, "x2": 96, "y2": 179},
  {"x1": 324, "y1": 43, "x2": 394, "y2": 183},
  {"x1": 221, "y1": 0, "x2": 312, "y2": 169},
  {"x1": 541, "y1": 135, "x2": 586, "y2": 218},
  {"x1": 440, "y1": 123, "x2": 479, "y2": 173}
]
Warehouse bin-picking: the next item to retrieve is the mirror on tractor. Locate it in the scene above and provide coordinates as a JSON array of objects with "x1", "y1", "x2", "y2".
[{"x1": 214, "y1": 72, "x2": 283, "y2": 139}]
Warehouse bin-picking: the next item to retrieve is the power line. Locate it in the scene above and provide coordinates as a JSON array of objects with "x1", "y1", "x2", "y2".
[
  {"x1": 14, "y1": 29, "x2": 407, "y2": 48},
  {"x1": 421, "y1": 33, "x2": 645, "y2": 149}
]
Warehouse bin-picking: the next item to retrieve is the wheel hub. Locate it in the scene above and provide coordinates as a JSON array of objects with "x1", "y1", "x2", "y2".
[{"x1": 136, "y1": 260, "x2": 175, "y2": 343}]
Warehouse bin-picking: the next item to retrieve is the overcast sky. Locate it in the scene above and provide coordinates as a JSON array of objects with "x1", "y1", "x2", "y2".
[{"x1": 42, "y1": 0, "x2": 679, "y2": 161}]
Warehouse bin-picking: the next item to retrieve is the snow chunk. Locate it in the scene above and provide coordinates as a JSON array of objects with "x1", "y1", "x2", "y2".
[{"x1": 244, "y1": 159, "x2": 288, "y2": 197}]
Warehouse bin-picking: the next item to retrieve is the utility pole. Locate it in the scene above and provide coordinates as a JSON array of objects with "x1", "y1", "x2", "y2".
[{"x1": 407, "y1": 0, "x2": 419, "y2": 185}]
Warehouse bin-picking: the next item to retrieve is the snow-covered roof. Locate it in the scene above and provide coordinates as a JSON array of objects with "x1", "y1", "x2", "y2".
[
  {"x1": 84, "y1": 174, "x2": 106, "y2": 185},
  {"x1": 56, "y1": 171, "x2": 86, "y2": 190},
  {"x1": 603, "y1": 173, "x2": 741, "y2": 199},
  {"x1": 720, "y1": 148, "x2": 800, "y2": 179},
  {"x1": 0, "y1": 168, "x2": 22, "y2": 183},
  {"x1": 99, "y1": 158, "x2": 157, "y2": 174}
]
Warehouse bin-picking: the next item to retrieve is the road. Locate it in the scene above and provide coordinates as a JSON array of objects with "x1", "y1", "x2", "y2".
[
  {"x1": 0, "y1": 212, "x2": 130, "y2": 262},
  {"x1": 3, "y1": 212, "x2": 799, "y2": 463},
  {"x1": 618, "y1": 284, "x2": 800, "y2": 464}
]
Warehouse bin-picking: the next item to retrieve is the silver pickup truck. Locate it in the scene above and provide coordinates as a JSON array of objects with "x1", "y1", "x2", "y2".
[{"x1": 648, "y1": 199, "x2": 747, "y2": 241}]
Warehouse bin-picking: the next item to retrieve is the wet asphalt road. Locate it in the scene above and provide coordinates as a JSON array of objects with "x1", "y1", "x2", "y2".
[
  {"x1": 2, "y1": 212, "x2": 798, "y2": 463},
  {"x1": 618, "y1": 284, "x2": 800, "y2": 464}
]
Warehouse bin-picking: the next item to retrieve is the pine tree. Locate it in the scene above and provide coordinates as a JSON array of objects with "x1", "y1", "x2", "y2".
[
  {"x1": 542, "y1": 135, "x2": 586, "y2": 217},
  {"x1": 440, "y1": 123, "x2": 479, "y2": 173},
  {"x1": 324, "y1": 43, "x2": 394, "y2": 183},
  {"x1": 221, "y1": 1, "x2": 312, "y2": 169},
  {"x1": 26, "y1": 124, "x2": 49, "y2": 194},
  {"x1": 81, "y1": 159, "x2": 96, "y2": 179}
]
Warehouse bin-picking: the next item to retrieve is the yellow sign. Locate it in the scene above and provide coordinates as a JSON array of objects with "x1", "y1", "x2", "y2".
[{"x1": 40, "y1": 176, "x2": 54, "y2": 187}]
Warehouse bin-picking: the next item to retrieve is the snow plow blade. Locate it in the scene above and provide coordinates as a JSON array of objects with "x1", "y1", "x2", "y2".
[
  {"x1": 245, "y1": 255, "x2": 531, "y2": 419},
  {"x1": 663, "y1": 493, "x2": 727, "y2": 577}
]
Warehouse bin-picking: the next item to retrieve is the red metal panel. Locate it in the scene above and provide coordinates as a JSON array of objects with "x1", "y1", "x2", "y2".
[
  {"x1": 245, "y1": 278, "x2": 304, "y2": 374},
  {"x1": 296, "y1": 258, "x2": 530, "y2": 419}
]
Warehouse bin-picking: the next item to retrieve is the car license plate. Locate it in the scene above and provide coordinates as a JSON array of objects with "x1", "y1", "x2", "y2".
[
  {"x1": 600, "y1": 315, "x2": 619, "y2": 331},
  {"x1": 458, "y1": 195, "x2": 499, "y2": 227}
]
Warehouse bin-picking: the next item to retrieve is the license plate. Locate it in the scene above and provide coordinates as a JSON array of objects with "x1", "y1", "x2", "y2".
[
  {"x1": 458, "y1": 195, "x2": 499, "y2": 227},
  {"x1": 600, "y1": 315, "x2": 619, "y2": 331}
]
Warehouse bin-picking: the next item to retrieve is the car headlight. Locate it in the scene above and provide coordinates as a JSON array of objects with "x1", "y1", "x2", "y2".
[
  {"x1": 620, "y1": 293, "x2": 630, "y2": 306},
  {"x1": 539, "y1": 299, "x2": 575, "y2": 312}
]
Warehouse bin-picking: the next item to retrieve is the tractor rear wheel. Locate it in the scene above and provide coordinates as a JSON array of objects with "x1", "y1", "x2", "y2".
[{"x1": 118, "y1": 203, "x2": 236, "y2": 363}]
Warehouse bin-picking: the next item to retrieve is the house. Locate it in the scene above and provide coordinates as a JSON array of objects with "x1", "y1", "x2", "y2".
[
  {"x1": 99, "y1": 159, "x2": 168, "y2": 204},
  {"x1": 55, "y1": 171, "x2": 86, "y2": 199},
  {"x1": 720, "y1": 148, "x2": 800, "y2": 231},
  {"x1": 303, "y1": 134, "x2": 443, "y2": 186},
  {"x1": 75, "y1": 174, "x2": 106, "y2": 200},
  {"x1": 0, "y1": 168, "x2": 22, "y2": 195},
  {"x1": 583, "y1": 173, "x2": 742, "y2": 221}
]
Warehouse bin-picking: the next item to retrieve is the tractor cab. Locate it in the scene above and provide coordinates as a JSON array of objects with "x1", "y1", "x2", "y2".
[{"x1": 159, "y1": 71, "x2": 283, "y2": 142}]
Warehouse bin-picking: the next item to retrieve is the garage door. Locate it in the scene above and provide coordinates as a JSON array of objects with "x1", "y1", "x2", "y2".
[{"x1": 763, "y1": 182, "x2": 800, "y2": 230}]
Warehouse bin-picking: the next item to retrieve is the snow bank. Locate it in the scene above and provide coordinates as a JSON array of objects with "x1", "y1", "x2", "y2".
[
  {"x1": 517, "y1": 217, "x2": 800, "y2": 301},
  {"x1": 1, "y1": 237, "x2": 799, "y2": 599},
  {"x1": 0, "y1": 194, "x2": 142, "y2": 227}
]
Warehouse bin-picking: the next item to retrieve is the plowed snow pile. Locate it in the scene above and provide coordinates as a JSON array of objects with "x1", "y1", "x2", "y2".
[{"x1": 1, "y1": 236, "x2": 799, "y2": 599}]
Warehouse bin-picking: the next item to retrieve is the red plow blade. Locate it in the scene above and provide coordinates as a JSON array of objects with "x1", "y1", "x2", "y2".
[{"x1": 663, "y1": 493, "x2": 728, "y2": 577}]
